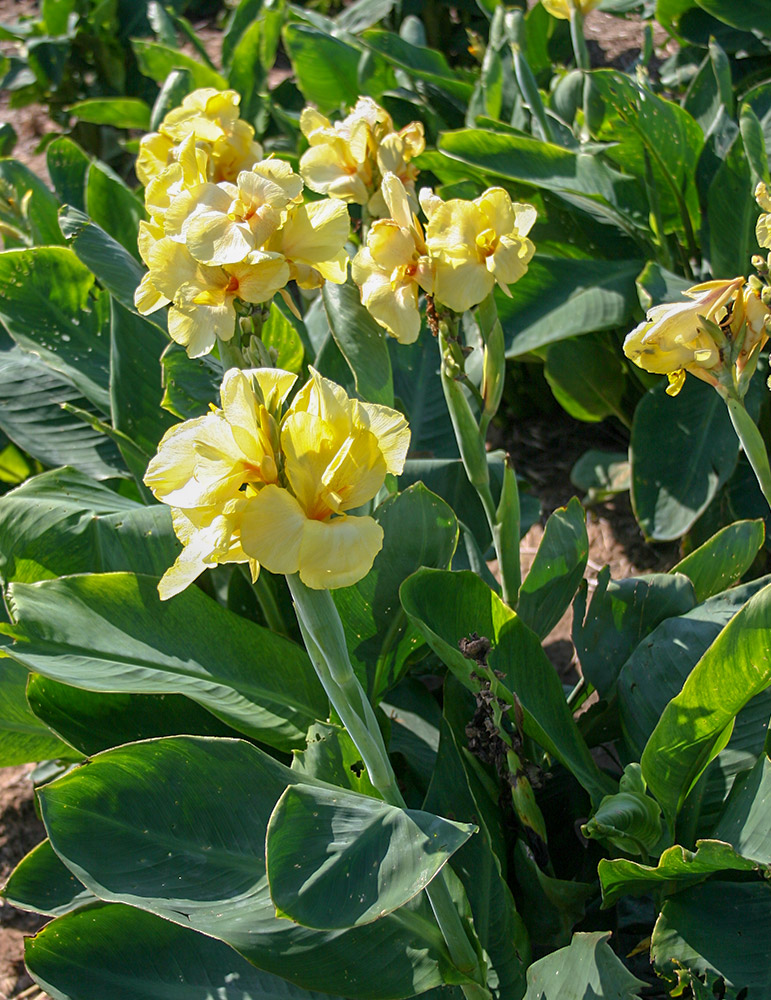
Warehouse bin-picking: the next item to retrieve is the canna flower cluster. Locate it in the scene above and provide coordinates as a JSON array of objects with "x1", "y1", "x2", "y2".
[
  {"x1": 145, "y1": 366, "x2": 410, "y2": 595},
  {"x1": 623, "y1": 276, "x2": 771, "y2": 396},
  {"x1": 352, "y1": 174, "x2": 536, "y2": 343},
  {"x1": 299, "y1": 97, "x2": 425, "y2": 217},
  {"x1": 541, "y1": 0, "x2": 601, "y2": 19},
  {"x1": 134, "y1": 88, "x2": 350, "y2": 358}
]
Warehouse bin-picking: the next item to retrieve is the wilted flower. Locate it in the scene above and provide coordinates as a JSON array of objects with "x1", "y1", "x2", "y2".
[
  {"x1": 541, "y1": 0, "x2": 601, "y2": 19},
  {"x1": 422, "y1": 187, "x2": 536, "y2": 313},
  {"x1": 146, "y1": 367, "x2": 410, "y2": 593},
  {"x1": 351, "y1": 173, "x2": 434, "y2": 344},
  {"x1": 623, "y1": 277, "x2": 749, "y2": 395}
]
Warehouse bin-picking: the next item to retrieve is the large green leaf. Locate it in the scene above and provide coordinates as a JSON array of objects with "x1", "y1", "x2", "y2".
[
  {"x1": 3, "y1": 838, "x2": 94, "y2": 917},
  {"x1": 38, "y1": 737, "x2": 460, "y2": 999},
  {"x1": 59, "y1": 206, "x2": 146, "y2": 312},
  {"x1": 267, "y1": 782, "x2": 473, "y2": 928},
  {"x1": 282, "y1": 23, "x2": 360, "y2": 114},
  {"x1": 630, "y1": 376, "x2": 739, "y2": 541},
  {"x1": 591, "y1": 69, "x2": 703, "y2": 237},
  {"x1": 27, "y1": 675, "x2": 242, "y2": 756},
  {"x1": 671, "y1": 520, "x2": 765, "y2": 602},
  {"x1": 0, "y1": 246, "x2": 111, "y2": 411},
  {"x1": 334, "y1": 484, "x2": 458, "y2": 700},
  {"x1": 708, "y1": 132, "x2": 760, "y2": 277},
  {"x1": 437, "y1": 128, "x2": 645, "y2": 231},
  {"x1": 391, "y1": 325, "x2": 455, "y2": 458},
  {"x1": 0, "y1": 351, "x2": 127, "y2": 480},
  {"x1": 292, "y1": 720, "x2": 380, "y2": 797},
  {"x1": 573, "y1": 567, "x2": 696, "y2": 700},
  {"x1": 618, "y1": 577, "x2": 771, "y2": 756},
  {"x1": 400, "y1": 569, "x2": 613, "y2": 804},
  {"x1": 132, "y1": 39, "x2": 228, "y2": 89},
  {"x1": 160, "y1": 342, "x2": 222, "y2": 420},
  {"x1": 496, "y1": 257, "x2": 642, "y2": 356},
  {"x1": 641, "y1": 581, "x2": 771, "y2": 824},
  {"x1": 518, "y1": 497, "x2": 588, "y2": 640},
  {"x1": 110, "y1": 298, "x2": 174, "y2": 457},
  {"x1": 68, "y1": 97, "x2": 152, "y2": 129},
  {"x1": 0, "y1": 659, "x2": 78, "y2": 766},
  {"x1": 524, "y1": 931, "x2": 647, "y2": 1000},
  {"x1": 651, "y1": 882, "x2": 771, "y2": 996},
  {"x1": 25, "y1": 902, "x2": 347, "y2": 1000},
  {"x1": 4, "y1": 573, "x2": 327, "y2": 751},
  {"x1": 322, "y1": 280, "x2": 393, "y2": 407},
  {"x1": 0, "y1": 468, "x2": 178, "y2": 584},
  {"x1": 85, "y1": 162, "x2": 144, "y2": 260},
  {"x1": 46, "y1": 136, "x2": 89, "y2": 212},
  {"x1": 712, "y1": 752, "x2": 771, "y2": 865},
  {"x1": 361, "y1": 30, "x2": 473, "y2": 101},
  {"x1": 544, "y1": 333, "x2": 627, "y2": 423},
  {"x1": 695, "y1": 0, "x2": 771, "y2": 34},
  {"x1": 598, "y1": 839, "x2": 763, "y2": 908}
]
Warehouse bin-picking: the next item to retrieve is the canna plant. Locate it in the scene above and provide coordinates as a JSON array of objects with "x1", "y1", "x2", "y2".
[{"x1": 0, "y1": 84, "x2": 769, "y2": 1000}]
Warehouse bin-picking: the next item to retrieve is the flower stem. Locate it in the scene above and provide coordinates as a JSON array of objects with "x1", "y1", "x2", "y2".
[
  {"x1": 286, "y1": 575, "x2": 491, "y2": 998},
  {"x1": 569, "y1": 7, "x2": 590, "y2": 71},
  {"x1": 216, "y1": 333, "x2": 245, "y2": 370},
  {"x1": 725, "y1": 395, "x2": 771, "y2": 511}
]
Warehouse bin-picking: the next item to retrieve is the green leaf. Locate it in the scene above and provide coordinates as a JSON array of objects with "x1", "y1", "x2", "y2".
[
  {"x1": 3, "y1": 838, "x2": 94, "y2": 916},
  {"x1": 292, "y1": 720, "x2": 380, "y2": 797},
  {"x1": 713, "y1": 752, "x2": 771, "y2": 864},
  {"x1": 0, "y1": 659, "x2": 78, "y2": 766},
  {"x1": 651, "y1": 882, "x2": 771, "y2": 996},
  {"x1": 132, "y1": 39, "x2": 228, "y2": 89},
  {"x1": 695, "y1": 0, "x2": 771, "y2": 34},
  {"x1": 0, "y1": 246, "x2": 111, "y2": 411},
  {"x1": 67, "y1": 97, "x2": 152, "y2": 129},
  {"x1": 544, "y1": 333, "x2": 627, "y2": 423},
  {"x1": 591, "y1": 69, "x2": 703, "y2": 238},
  {"x1": 641, "y1": 580, "x2": 771, "y2": 824},
  {"x1": 267, "y1": 782, "x2": 473, "y2": 929},
  {"x1": 513, "y1": 841, "x2": 594, "y2": 952},
  {"x1": 25, "y1": 902, "x2": 348, "y2": 1000},
  {"x1": 740, "y1": 102, "x2": 770, "y2": 187},
  {"x1": 361, "y1": 30, "x2": 474, "y2": 101},
  {"x1": 282, "y1": 23, "x2": 361, "y2": 114},
  {"x1": 573, "y1": 567, "x2": 696, "y2": 699},
  {"x1": 570, "y1": 449, "x2": 629, "y2": 504},
  {"x1": 708, "y1": 132, "x2": 760, "y2": 278},
  {"x1": 222, "y1": 0, "x2": 263, "y2": 66},
  {"x1": 322, "y1": 280, "x2": 393, "y2": 407},
  {"x1": 581, "y1": 764, "x2": 662, "y2": 858},
  {"x1": 47, "y1": 139, "x2": 88, "y2": 213},
  {"x1": 671, "y1": 520, "x2": 765, "y2": 602},
  {"x1": 437, "y1": 128, "x2": 645, "y2": 230},
  {"x1": 0, "y1": 351, "x2": 127, "y2": 480},
  {"x1": 400, "y1": 569, "x2": 613, "y2": 804},
  {"x1": 27, "y1": 675, "x2": 242, "y2": 757},
  {"x1": 496, "y1": 257, "x2": 643, "y2": 356},
  {"x1": 518, "y1": 497, "x2": 588, "y2": 640},
  {"x1": 59, "y1": 206, "x2": 145, "y2": 311},
  {"x1": 635, "y1": 260, "x2": 692, "y2": 311},
  {"x1": 391, "y1": 325, "x2": 455, "y2": 458},
  {"x1": 38, "y1": 737, "x2": 458, "y2": 999},
  {"x1": 631, "y1": 376, "x2": 739, "y2": 541},
  {"x1": 618, "y1": 577, "x2": 771, "y2": 757},
  {"x1": 0, "y1": 158, "x2": 63, "y2": 245},
  {"x1": 260, "y1": 300, "x2": 304, "y2": 374},
  {"x1": 334, "y1": 484, "x2": 457, "y2": 700},
  {"x1": 5, "y1": 573, "x2": 327, "y2": 751},
  {"x1": 524, "y1": 931, "x2": 646, "y2": 1000},
  {"x1": 160, "y1": 342, "x2": 222, "y2": 420},
  {"x1": 110, "y1": 298, "x2": 174, "y2": 457},
  {"x1": 0, "y1": 468, "x2": 178, "y2": 584},
  {"x1": 85, "y1": 161, "x2": 144, "y2": 259},
  {"x1": 599, "y1": 839, "x2": 765, "y2": 909}
]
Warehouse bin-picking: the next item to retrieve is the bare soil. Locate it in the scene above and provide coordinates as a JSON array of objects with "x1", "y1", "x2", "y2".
[{"x1": 0, "y1": 2, "x2": 679, "y2": 994}]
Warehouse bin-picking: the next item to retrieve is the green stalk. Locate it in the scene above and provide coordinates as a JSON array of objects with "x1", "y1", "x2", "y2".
[
  {"x1": 569, "y1": 7, "x2": 590, "y2": 71},
  {"x1": 286, "y1": 575, "x2": 491, "y2": 998},
  {"x1": 725, "y1": 395, "x2": 771, "y2": 510},
  {"x1": 217, "y1": 333, "x2": 245, "y2": 370}
]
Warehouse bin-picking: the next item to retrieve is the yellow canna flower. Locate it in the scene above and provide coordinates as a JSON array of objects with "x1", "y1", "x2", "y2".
[
  {"x1": 158, "y1": 500, "x2": 255, "y2": 600},
  {"x1": 264, "y1": 197, "x2": 350, "y2": 289},
  {"x1": 145, "y1": 367, "x2": 296, "y2": 509},
  {"x1": 623, "y1": 277, "x2": 744, "y2": 395},
  {"x1": 240, "y1": 368, "x2": 410, "y2": 588},
  {"x1": 352, "y1": 173, "x2": 434, "y2": 344},
  {"x1": 368, "y1": 121, "x2": 425, "y2": 217},
  {"x1": 541, "y1": 0, "x2": 601, "y2": 19},
  {"x1": 423, "y1": 187, "x2": 536, "y2": 313},
  {"x1": 163, "y1": 160, "x2": 304, "y2": 266},
  {"x1": 135, "y1": 238, "x2": 290, "y2": 357},
  {"x1": 755, "y1": 182, "x2": 771, "y2": 250}
]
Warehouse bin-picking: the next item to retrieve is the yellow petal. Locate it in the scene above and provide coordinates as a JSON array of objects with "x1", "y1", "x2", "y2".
[
  {"x1": 227, "y1": 252, "x2": 290, "y2": 303},
  {"x1": 298, "y1": 514, "x2": 384, "y2": 590},
  {"x1": 355, "y1": 401, "x2": 411, "y2": 474},
  {"x1": 239, "y1": 484, "x2": 306, "y2": 575}
]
